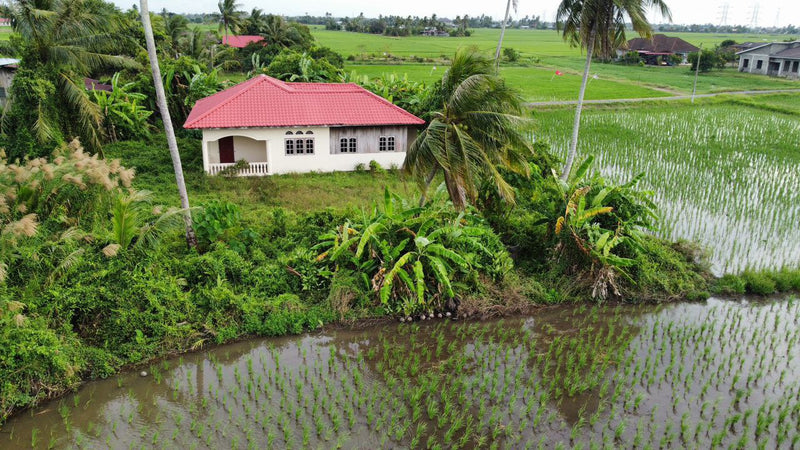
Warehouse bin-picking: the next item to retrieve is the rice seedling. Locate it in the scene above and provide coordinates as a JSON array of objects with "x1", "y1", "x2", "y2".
[{"x1": 536, "y1": 101, "x2": 800, "y2": 274}]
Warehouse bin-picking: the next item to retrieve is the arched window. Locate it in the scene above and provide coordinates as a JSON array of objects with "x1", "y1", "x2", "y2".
[
  {"x1": 296, "y1": 130, "x2": 304, "y2": 135},
  {"x1": 285, "y1": 131, "x2": 293, "y2": 135},
  {"x1": 306, "y1": 131, "x2": 314, "y2": 135}
]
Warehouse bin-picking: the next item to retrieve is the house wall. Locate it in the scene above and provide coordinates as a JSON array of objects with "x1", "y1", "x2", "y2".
[
  {"x1": 329, "y1": 126, "x2": 412, "y2": 154},
  {"x1": 738, "y1": 51, "x2": 771, "y2": 75},
  {"x1": 201, "y1": 126, "x2": 413, "y2": 175},
  {"x1": 0, "y1": 68, "x2": 15, "y2": 106},
  {"x1": 205, "y1": 135, "x2": 267, "y2": 165}
]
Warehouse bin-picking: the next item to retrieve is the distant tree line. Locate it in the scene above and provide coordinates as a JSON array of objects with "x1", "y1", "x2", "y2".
[{"x1": 655, "y1": 23, "x2": 798, "y2": 35}]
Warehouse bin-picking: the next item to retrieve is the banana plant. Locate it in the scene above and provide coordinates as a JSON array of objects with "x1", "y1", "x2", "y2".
[{"x1": 315, "y1": 188, "x2": 510, "y2": 315}]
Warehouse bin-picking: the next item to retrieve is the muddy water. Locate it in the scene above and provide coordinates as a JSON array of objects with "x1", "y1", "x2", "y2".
[{"x1": 2, "y1": 297, "x2": 799, "y2": 449}]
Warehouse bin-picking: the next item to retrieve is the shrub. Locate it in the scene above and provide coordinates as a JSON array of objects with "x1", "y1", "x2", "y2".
[
  {"x1": 193, "y1": 200, "x2": 254, "y2": 252},
  {"x1": 713, "y1": 274, "x2": 746, "y2": 295},
  {"x1": 742, "y1": 270, "x2": 777, "y2": 295},
  {"x1": 368, "y1": 160, "x2": 386, "y2": 174},
  {"x1": 503, "y1": 47, "x2": 520, "y2": 62}
]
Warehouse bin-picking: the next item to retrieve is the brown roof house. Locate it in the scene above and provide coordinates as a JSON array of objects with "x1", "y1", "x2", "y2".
[
  {"x1": 620, "y1": 34, "x2": 699, "y2": 65},
  {"x1": 736, "y1": 41, "x2": 800, "y2": 79}
]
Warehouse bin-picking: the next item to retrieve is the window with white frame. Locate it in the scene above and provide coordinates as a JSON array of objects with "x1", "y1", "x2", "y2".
[
  {"x1": 339, "y1": 137, "x2": 357, "y2": 153},
  {"x1": 379, "y1": 136, "x2": 396, "y2": 152},
  {"x1": 285, "y1": 131, "x2": 314, "y2": 155}
]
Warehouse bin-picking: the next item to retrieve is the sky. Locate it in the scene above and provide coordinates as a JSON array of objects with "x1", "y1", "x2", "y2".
[{"x1": 113, "y1": 0, "x2": 798, "y2": 28}]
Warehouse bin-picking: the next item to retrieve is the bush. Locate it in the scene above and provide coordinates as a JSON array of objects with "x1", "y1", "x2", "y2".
[
  {"x1": 741, "y1": 270, "x2": 777, "y2": 295},
  {"x1": 713, "y1": 274, "x2": 747, "y2": 295},
  {"x1": 193, "y1": 200, "x2": 245, "y2": 251},
  {"x1": 503, "y1": 47, "x2": 520, "y2": 62},
  {"x1": 368, "y1": 160, "x2": 386, "y2": 174},
  {"x1": 687, "y1": 50, "x2": 722, "y2": 73}
]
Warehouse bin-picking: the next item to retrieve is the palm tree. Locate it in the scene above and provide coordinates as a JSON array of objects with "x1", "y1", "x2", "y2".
[
  {"x1": 218, "y1": 0, "x2": 242, "y2": 43},
  {"x1": 139, "y1": 0, "x2": 197, "y2": 249},
  {"x1": 494, "y1": 0, "x2": 518, "y2": 66},
  {"x1": 243, "y1": 7, "x2": 267, "y2": 35},
  {"x1": 556, "y1": 0, "x2": 671, "y2": 180},
  {"x1": 162, "y1": 10, "x2": 189, "y2": 57},
  {"x1": 404, "y1": 49, "x2": 533, "y2": 210},
  {"x1": 0, "y1": 0, "x2": 138, "y2": 156}
]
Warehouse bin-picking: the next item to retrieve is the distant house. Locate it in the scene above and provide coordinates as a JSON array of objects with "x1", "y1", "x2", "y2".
[
  {"x1": 730, "y1": 42, "x2": 764, "y2": 53},
  {"x1": 421, "y1": 28, "x2": 449, "y2": 37},
  {"x1": 183, "y1": 75, "x2": 425, "y2": 176},
  {"x1": 0, "y1": 59, "x2": 114, "y2": 107},
  {"x1": 736, "y1": 41, "x2": 800, "y2": 79},
  {"x1": 0, "y1": 18, "x2": 10, "y2": 27},
  {"x1": 620, "y1": 34, "x2": 699, "y2": 64},
  {"x1": 220, "y1": 35, "x2": 265, "y2": 48},
  {"x1": 0, "y1": 58, "x2": 18, "y2": 106},
  {"x1": 84, "y1": 78, "x2": 113, "y2": 92}
]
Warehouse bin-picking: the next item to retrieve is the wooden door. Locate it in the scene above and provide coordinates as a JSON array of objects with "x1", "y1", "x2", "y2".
[{"x1": 219, "y1": 136, "x2": 234, "y2": 163}]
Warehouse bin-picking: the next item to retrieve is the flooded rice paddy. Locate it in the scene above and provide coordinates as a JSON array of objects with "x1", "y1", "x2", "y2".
[
  {"x1": 4, "y1": 297, "x2": 800, "y2": 449},
  {"x1": 537, "y1": 103, "x2": 800, "y2": 275}
]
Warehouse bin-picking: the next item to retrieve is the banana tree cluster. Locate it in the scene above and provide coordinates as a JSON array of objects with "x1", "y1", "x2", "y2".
[{"x1": 315, "y1": 188, "x2": 512, "y2": 316}]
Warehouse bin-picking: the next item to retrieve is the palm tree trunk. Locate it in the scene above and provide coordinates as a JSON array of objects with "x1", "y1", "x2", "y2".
[
  {"x1": 494, "y1": 0, "x2": 513, "y2": 66},
  {"x1": 560, "y1": 28, "x2": 596, "y2": 181},
  {"x1": 443, "y1": 171, "x2": 467, "y2": 211},
  {"x1": 418, "y1": 167, "x2": 439, "y2": 207},
  {"x1": 140, "y1": 0, "x2": 198, "y2": 249}
]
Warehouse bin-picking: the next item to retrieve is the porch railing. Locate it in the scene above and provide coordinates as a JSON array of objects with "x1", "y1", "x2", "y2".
[{"x1": 207, "y1": 161, "x2": 269, "y2": 176}]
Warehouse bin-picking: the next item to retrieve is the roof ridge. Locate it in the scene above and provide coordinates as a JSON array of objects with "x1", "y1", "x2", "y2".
[{"x1": 185, "y1": 75, "x2": 271, "y2": 128}]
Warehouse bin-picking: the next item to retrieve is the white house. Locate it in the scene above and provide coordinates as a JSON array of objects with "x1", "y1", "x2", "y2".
[
  {"x1": 736, "y1": 41, "x2": 800, "y2": 79},
  {"x1": 183, "y1": 75, "x2": 426, "y2": 176}
]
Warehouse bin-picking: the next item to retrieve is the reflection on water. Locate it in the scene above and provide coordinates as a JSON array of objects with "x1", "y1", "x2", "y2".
[{"x1": 2, "y1": 297, "x2": 799, "y2": 448}]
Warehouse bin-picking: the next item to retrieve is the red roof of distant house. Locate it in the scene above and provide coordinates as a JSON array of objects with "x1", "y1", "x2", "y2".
[
  {"x1": 184, "y1": 75, "x2": 425, "y2": 129},
  {"x1": 221, "y1": 35, "x2": 265, "y2": 48},
  {"x1": 624, "y1": 34, "x2": 699, "y2": 54}
]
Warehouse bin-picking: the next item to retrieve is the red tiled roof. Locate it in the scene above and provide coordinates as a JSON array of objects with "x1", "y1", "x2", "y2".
[
  {"x1": 221, "y1": 35, "x2": 265, "y2": 48},
  {"x1": 184, "y1": 75, "x2": 425, "y2": 129}
]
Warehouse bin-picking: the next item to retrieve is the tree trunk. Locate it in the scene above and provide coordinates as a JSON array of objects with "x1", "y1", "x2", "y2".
[
  {"x1": 140, "y1": 0, "x2": 198, "y2": 249},
  {"x1": 560, "y1": 29, "x2": 596, "y2": 181},
  {"x1": 494, "y1": 0, "x2": 513, "y2": 66},
  {"x1": 418, "y1": 167, "x2": 439, "y2": 207},
  {"x1": 443, "y1": 171, "x2": 467, "y2": 211}
]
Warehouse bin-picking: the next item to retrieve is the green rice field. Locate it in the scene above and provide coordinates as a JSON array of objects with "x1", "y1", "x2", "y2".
[
  {"x1": 312, "y1": 28, "x2": 800, "y2": 100},
  {"x1": 346, "y1": 65, "x2": 673, "y2": 102},
  {"x1": 535, "y1": 96, "x2": 800, "y2": 274},
  {"x1": 5, "y1": 297, "x2": 799, "y2": 448}
]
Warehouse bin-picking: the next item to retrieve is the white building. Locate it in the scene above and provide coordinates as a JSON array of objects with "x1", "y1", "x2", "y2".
[
  {"x1": 183, "y1": 75, "x2": 425, "y2": 176},
  {"x1": 736, "y1": 41, "x2": 800, "y2": 79}
]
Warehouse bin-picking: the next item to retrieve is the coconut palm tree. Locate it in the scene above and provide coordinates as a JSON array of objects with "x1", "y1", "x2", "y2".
[
  {"x1": 0, "y1": 0, "x2": 138, "y2": 156},
  {"x1": 162, "y1": 10, "x2": 189, "y2": 57},
  {"x1": 218, "y1": 0, "x2": 242, "y2": 43},
  {"x1": 404, "y1": 49, "x2": 533, "y2": 210},
  {"x1": 494, "y1": 0, "x2": 518, "y2": 66},
  {"x1": 556, "y1": 0, "x2": 671, "y2": 180},
  {"x1": 139, "y1": 0, "x2": 197, "y2": 249},
  {"x1": 243, "y1": 7, "x2": 267, "y2": 34}
]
